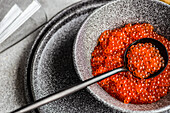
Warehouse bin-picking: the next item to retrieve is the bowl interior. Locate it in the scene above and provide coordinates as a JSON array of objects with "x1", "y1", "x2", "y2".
[{"x1": 74, "y1": 0, "x2": 170, "y2": 112}]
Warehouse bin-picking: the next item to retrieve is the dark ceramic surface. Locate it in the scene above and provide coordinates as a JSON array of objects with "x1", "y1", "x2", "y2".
[
  {"x1": 26, "y1": 0, "x2": 123, "y2": 113},
  {"x1": 74, "y1": 0, "x2": 170, "y2": 113}
]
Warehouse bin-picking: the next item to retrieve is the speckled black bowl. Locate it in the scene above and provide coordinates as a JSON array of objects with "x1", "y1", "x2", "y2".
[{"x1": 74, "y1": 0, "x2": 170, "y2": 112}]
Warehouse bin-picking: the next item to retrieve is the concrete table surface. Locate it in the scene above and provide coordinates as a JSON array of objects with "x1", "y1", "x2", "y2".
[
  {"x1": 0, "y1": 0, "x2": 80, "y2": 112},
  {"x1": 0, "y1": 0, "x2": 169, "y2": 113}
]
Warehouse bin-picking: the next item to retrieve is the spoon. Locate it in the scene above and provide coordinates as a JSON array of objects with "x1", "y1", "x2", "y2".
[
  {"x1": 124, "y1": 38, "x2": 168, "y2": 79},
  {"x1": 11, "y1": 38, "x2": 168, "y2": 113}
]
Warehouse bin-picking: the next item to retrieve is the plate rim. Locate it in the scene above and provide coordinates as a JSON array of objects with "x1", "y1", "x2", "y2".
[{"x1": 25, "y1": 0, "x2": 113, "y2": 113}]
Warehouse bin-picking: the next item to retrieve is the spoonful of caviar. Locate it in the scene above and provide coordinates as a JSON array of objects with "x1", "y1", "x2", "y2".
[{"x1": 125, "y1": 38, "x2": 168, "y2": 79}]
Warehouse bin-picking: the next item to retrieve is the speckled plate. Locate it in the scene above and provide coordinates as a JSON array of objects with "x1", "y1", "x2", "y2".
[{"x1": 25, "y1": 0, "x2": 123, "y2": 113}]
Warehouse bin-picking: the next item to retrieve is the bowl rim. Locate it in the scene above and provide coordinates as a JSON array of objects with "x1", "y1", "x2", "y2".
[{"x1": 73, "y1": 0, "x2": 170, "y2": 112}]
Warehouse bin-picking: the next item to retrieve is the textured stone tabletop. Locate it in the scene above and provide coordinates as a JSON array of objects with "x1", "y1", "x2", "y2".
[
  {"x1": 0, "y1": 0, "x2": 80, "y2": 112},
  {"x1": 0, "y1": 0, "x2": 169, "y2": 113}
]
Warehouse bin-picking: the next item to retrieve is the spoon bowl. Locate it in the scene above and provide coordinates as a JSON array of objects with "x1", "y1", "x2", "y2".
[{"x1": 124, "y1": 38, "x2": 168, "y2": 79}]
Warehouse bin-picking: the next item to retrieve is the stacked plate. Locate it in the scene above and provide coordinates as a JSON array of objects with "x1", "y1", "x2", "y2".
[{"x1": 25, "y1": 0, "x2": 170, "y2": 113}]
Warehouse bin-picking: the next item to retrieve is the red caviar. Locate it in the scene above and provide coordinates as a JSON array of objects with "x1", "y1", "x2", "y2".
[
  {"x1": 91, "y1": 23, "x2": 170, "y2": 104},
  {"x1": 127, "y1": 43, "x2": 165, "y2": 79}
]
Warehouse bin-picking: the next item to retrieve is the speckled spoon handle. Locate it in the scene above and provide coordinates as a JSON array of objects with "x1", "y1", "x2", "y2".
[{"x1": 11, "y1": 67, "x2": 127, "y2": 113}]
